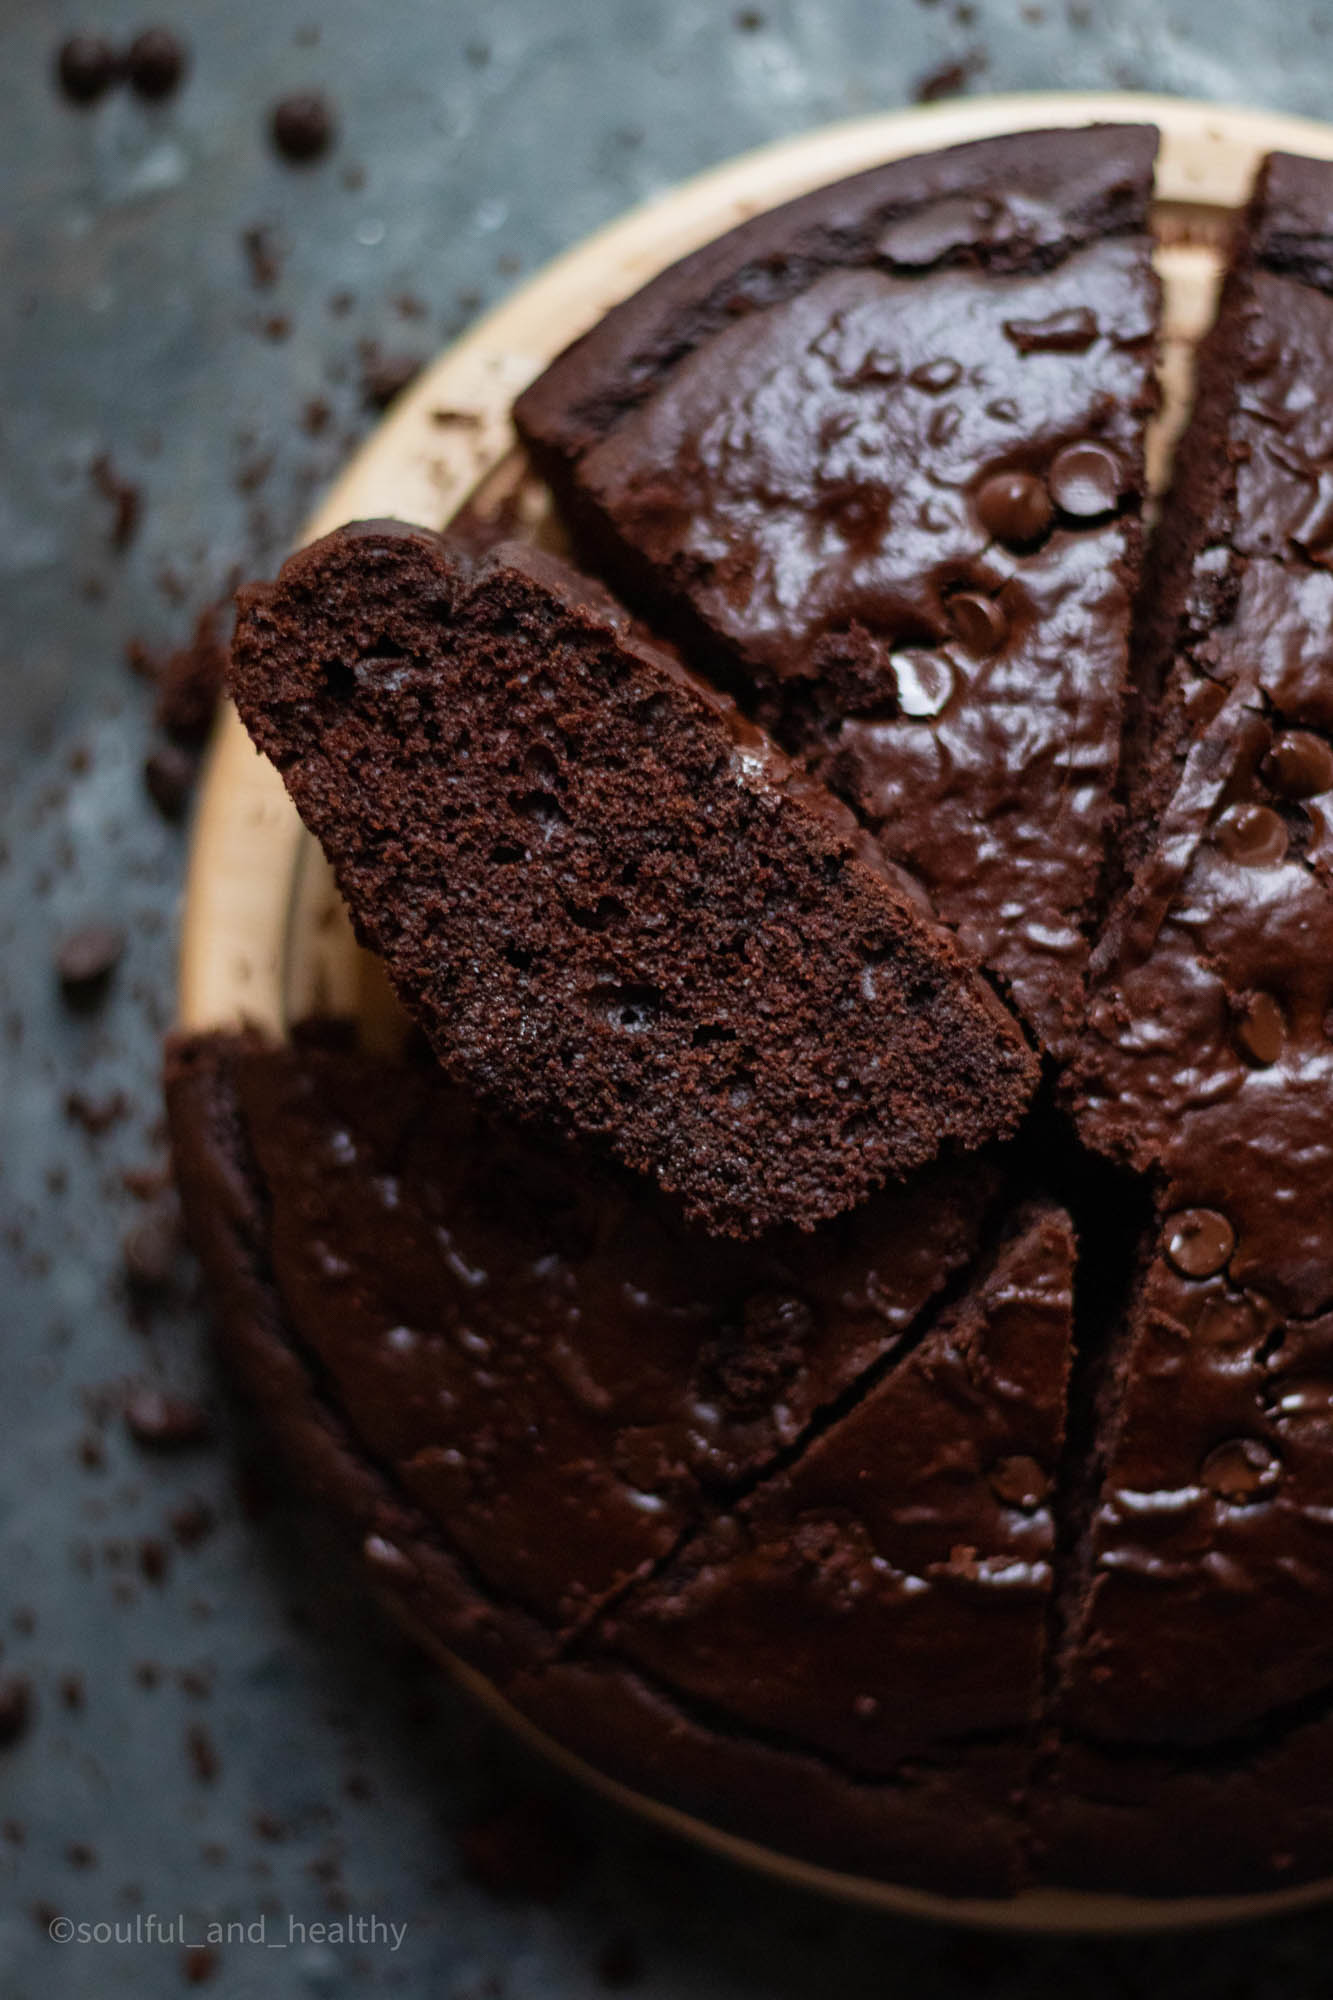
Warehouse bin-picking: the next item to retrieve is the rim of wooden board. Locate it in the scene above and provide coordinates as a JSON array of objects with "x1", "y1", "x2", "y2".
[{"x1": 179, "y1": 91, "x2": 1333, "y2": 1931}]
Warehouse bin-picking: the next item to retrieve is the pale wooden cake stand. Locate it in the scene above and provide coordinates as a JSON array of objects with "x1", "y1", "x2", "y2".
[{"x1": 177, "y1": 93, "x2": 1333, "y2": 1931}]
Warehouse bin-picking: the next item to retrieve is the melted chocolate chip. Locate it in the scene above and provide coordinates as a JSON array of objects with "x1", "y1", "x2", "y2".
[
  {"x1": 1200, "y1": 1438, "x2": 1280, "y2": 1505},
  {"x1": 1232, "y1": 990, "x2": 1286, "y2": 1066},
  {"x1": 0, "y1": 1676, "x2": 32, "y2": 1747},
  {"x1": 1213, "y1": 802, "x2": 1289, "y2": 866},
  {"x1": 1195, "y1": 1296, "x2": 1261, "y2": 1349},
  {"x1": 1269, "y1": 1377, "x2": 1333, "y2": 1418},
  {"x1": 891, "y1": 650, "x2": 954, "y2": 718},
  {"x1": 946, "y1": 591, "x2": 1008, "y2": 654},
  {"x1": 270, "y1": 92, "x2": 336, "y2": 163},
  {"x1": 126, "y1": 28, "x2": 187, "y2": 100},
  {"x1": 1048, "y1": 442, "x2": 1121, "y2": 518},
  {"x1": 1265, "y1": 729, "x2": 1333, "y2": 799},
  {"x1": 1164, "y1": 1208, "x2": 1235, "y2": 1280},
  {"x1": 987, "y1": 1455, "x2": 1049, "y2": 1510},
  {"x1": 1003, "y1": 305, "x2": 1099, "y2": 353},
  {"x1": 975, "y1": 470, "x2": 1053, "y2": 548},
  {"x1": 55, "y1": 34, "x2": 120, "y2": 104}
]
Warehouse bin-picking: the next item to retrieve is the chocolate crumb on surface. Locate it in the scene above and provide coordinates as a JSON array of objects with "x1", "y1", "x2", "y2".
[{"x1": 0, "y1": 1677, "x2": 33, "y2": 1747}]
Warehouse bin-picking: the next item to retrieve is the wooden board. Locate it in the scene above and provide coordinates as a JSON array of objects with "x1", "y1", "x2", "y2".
[{"x1": 177, "y1": 92, "x2": 1333, "y2": 1930}]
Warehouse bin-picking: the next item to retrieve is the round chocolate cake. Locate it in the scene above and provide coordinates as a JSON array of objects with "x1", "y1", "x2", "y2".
[{"x1": 168, "y1": 126, "x2": 1333, "y2": 1910}]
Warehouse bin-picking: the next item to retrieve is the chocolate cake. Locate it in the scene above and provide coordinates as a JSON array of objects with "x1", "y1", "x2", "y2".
[
  {"x1": 167, "y1": 1027, "x2": 1071, "y2": 1894},
  {"x1": 174, "y1": 135, "x2": 1333, "y2": 1907},
  {"x1": 1062, "y1": 150, "x2": 1333, "y2": 1746},
  {"x1": 167, "y1": 1030, "x2": 1001, "y2": 1628},
  {"x1": 515, "y1": 125, "x2": 1161, "y2": 1051},
  {"x1": 230, "y1": 524, "x2": 1035, "y2": 1238}
]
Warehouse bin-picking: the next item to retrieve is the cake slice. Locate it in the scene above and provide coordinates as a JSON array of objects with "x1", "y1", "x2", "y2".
[
  {"x1": 515, "y1": 125, "x2": 1161, "y2": 1050},
  {"x1": 166, "y1": 1029, "x2": 1003, "y2": 1632},
  {"x1": 230, "y1": 524, "x2": 1034, "y2": 1238},
  {"x1": 511, "y1": 1201, "x2": 1075, "y2": 1892},
  {"x1": 1058, "y1": 155, "x2": 1333, "y2": 1752}
]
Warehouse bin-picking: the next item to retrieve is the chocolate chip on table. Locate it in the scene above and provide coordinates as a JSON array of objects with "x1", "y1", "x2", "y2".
[
  {"x1": 270, "y1": 91, "x2": 336, "y2": 163},
  {"x1": 124, "y1": 1387, "x2": 212, "y2": 1450},
  {"x1": 359, "y1": 347, "x2": 425, "y2": 412},
  {"x1": 122, "y1": 1201, "x2": 180, "y2": 1290},
  {"x1": 144, "y1": 741, "x2": 200, "y2": 820},
  {"x1": 125, "y1": 27, "x2": 187, "y2": 100},
  {"x1": 1164, "y1": 1207, "x2": 1236, "y2": 1280},
  {"x1": 0, "y1": 1677, "x2": 32, "y2": 1747},
  {"x1": 55, "y1": 34, "x2": 121, "y2": 104},
  {"x1": 56, "y1": 922, "x2": 124, "y2": 999},
  {"x1": 975, "y1": 468, "x2": 1053, "y2": 547}
]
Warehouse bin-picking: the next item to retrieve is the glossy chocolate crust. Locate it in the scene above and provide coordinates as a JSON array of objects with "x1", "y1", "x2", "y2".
[
  {"x1": 230, "y1": 523, "x2": 1034, "y2": 1240},
  {"x1": 1060, "y1": 154, "x2": 1333, "y2": 1764},
  {"x1": 515, "y1": 125, "x2": 1160, "y2": 1053},
  {"x1": 168, "y1": 1029, "x2": 1064, "y2": 1896}
]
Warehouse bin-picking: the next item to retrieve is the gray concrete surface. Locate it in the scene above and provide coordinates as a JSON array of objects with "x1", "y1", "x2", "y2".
[{"x1": 5, "y1": 1, "x2": 1333, "y2": 1993}]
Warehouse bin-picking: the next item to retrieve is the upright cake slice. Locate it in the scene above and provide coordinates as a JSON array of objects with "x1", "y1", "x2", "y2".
[
  {"x1": 512, "y1": 1201, "x2": 1076, "y2": 1892},
  {"x1": 516, "y1": 125, "x2": 1161, "y2": 1049},
  {"x1": 1058, "y1": 156, "x2": 1333, "y2": 1773},
  {"x1": 231, "y1": 524, "x2": 1034, "y2": 1238},
  {"x1": 166, "y1": 1030, "x2": 1002, "y2": 1632}
]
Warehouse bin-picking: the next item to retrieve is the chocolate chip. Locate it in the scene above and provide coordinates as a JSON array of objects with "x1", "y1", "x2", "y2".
[
  {"x1": 987, "y1": 1455, "x2": 1049, "y2": 1510},
  {"x1": 1214, "y1": 802, "x2": 1288, "y2": 865},
  {"x1": 909, "y1": 357, "x2": 962, "y2": 393},
  {"x1": 1232, "y1": 991, "x2": 1286, "y2": 1067},
  {"x1": 0, "y1": 1677, "x2": 32, "y2": 1747},
  {"x1": 144, "y1": 741, "x2": 200, "y2": 819},
  {"x1": 1268, "y1": 1377, "x2": 1333, "y2": 1418},
  {"x1": 56, "y1": 923, "x2": 124, "y2": 998},
  {"x1": 1003, "y1": 306, "x2": 1099, "y2": 353},
  {"x1": 1265, "y1": 730, "x2": 1333, "y2": 800},
  {"x1": 1195, "y1": 1297, "x2": 1261, "y2": 1350},
  {"x1": 155, "y1": 605, "x2": 228, "y2": 745},
  {"x1": 891, "y1": 650, "x2": 954, "y2": 718},
  {"x1": 1048, "y1": 441, "x2": 1121, "y2": 518},
  {"x1": 270, "y1": 91, "x2": 336, "y2": 163},
  {"x1": 126, "y1": 27, "x2": 187, "y2": 99},
  {"x1": 1201, "y1": 1438, "x2": 1280, "y2": 1504},
  {"x1": 124, "y1": 1387, "x2": 212, "y2": 1450},
  {"x1": 55, "y1": 34, "x2": 120, "y2": 104},
  {"x1": 975, "y1": 469, "x2": 1053, "y2": 547},
  {"x1": 90, "y1": 453, "x2": 140, "y2": 550},
  {"x1": 122, "y1": 1202, "x2": 180, "y2": 1290},
  {"x1": 1165, "y1": 1207, "x2": 1235, "y2": 1280},
  {"x1": 947, "y1": 591, "x2": 1008, "y2": 654},
  {"x1": 359, "y1": 347, "x2": 424, "y2": 412}
]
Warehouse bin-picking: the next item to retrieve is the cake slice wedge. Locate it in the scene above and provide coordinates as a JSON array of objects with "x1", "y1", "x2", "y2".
[
  {"x1": 230, "y1": 524, "x2": 1035, "y2": 1238},
  {"x1": 515, "y1": 125, "x2": 1161, "y2": 1053}
]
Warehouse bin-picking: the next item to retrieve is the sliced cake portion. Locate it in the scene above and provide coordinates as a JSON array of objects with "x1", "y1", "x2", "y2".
[
  {"x1": 1059, "y1": 154, "x2": 1333, "y2": 1760},
  {"x1": 513, "y1": 1201, "x2": 1076, "y2": 1892},
  {"x1": 230, "y1": 524, "x2": 1035, "y2": 1239},
  {"x1": 515, "y1": 125, "x2": 1161, "y2": 1049},
  {"x1": 166, "y1": 1029, "x2": 1002, "y2": 1634}
]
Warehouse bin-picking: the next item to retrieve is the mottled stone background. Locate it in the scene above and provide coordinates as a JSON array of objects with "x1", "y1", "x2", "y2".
[{"x1": 4, "y1": 2, "x2": 1332, "y2": 1994}]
